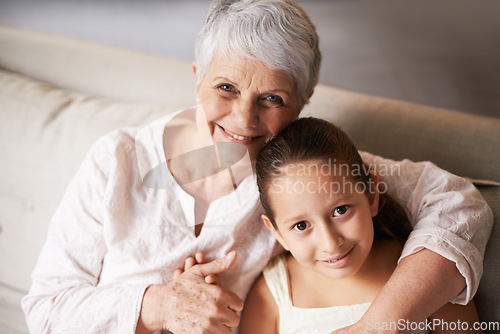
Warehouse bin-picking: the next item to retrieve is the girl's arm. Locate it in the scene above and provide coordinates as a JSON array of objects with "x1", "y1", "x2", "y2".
[
  {"x1": 240, "y1": 275, "x2": 279, "y2": 334},
  {"x1": 429, "y1": 301, "x2": 481, "y2": 334}
]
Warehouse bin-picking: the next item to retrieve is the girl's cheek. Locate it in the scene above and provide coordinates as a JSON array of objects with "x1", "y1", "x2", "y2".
[{"x1": 291, "y1": 235, "x2": 313, "y2": 256}]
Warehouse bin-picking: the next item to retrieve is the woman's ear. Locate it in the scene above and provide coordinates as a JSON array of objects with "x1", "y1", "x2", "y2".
[
  {"x1": 308, "y1": 89, "x2": 314, "y2": 100},
  {"x1": 192, "y1": 61, "x2": 198, "y2": 81},
  {"x1": 192, "y1": 61, "x2": 200, "y2": 102},
  {"x1": 261, "y1": 214, "x2": 289, "y2": 251},
  {"x1": 368, "y1": 170, "x2": 380, "y2": 217}
]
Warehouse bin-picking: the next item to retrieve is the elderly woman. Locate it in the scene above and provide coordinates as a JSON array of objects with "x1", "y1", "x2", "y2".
[{"x1": 22, "y1": 1, "x2": 492, "y2": 334}]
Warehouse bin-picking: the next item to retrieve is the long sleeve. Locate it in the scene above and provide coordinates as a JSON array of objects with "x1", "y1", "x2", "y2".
[
  {"x1": 360, "y1": 151, "x2": 493, "y2": 305},
  {"x1": 21, "y1": 135, "x2": 148, "y2": 334}
]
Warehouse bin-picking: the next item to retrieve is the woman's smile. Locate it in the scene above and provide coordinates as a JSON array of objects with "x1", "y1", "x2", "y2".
[
  {"x1": 193, "y1": 54, "x2": 301, "y2": 162},
  {"x1": 216, "y1": 124, "x2": 262, "y2": 143}
]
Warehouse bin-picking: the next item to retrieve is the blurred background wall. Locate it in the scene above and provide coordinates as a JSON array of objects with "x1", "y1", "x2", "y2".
[{"x1": 0, "y1": 0, "x2": 498, "y2": 118}]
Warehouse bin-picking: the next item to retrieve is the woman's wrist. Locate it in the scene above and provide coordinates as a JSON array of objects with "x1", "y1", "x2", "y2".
[{"x1": 136, "y1": 285, "x2": 167, "y2": 334}]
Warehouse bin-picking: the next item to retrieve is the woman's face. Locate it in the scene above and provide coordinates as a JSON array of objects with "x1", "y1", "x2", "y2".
[
  {"x1": 194, "y1": 54, "x2": 302, "y2": 162},
  {"x1": 262, "y1": 161, "x2": 379, "y2": 280}
]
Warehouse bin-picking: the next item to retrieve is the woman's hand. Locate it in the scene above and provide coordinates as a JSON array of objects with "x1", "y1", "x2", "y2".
[
  {"x1": 174, "y1": 252, "x2": 219, "y2": 284},
  {"x1": 136, "y1": 252, "x2": 243, "y2": 334}
]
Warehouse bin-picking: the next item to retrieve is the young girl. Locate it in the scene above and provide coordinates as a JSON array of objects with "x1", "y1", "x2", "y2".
[{"x1": 240, "y1": 117, "x2": 481, "y2": 334}]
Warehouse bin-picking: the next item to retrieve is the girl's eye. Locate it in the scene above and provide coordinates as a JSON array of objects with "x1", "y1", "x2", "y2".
[
  {"x1": 293, "y1": 221, "x2": 310, "y2": 232},
  {"x1": 333, "y1": 205, "x2": 349, "y2": 217}
]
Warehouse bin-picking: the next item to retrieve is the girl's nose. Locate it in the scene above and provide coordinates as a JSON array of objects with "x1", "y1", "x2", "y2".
[{"x1": 316, "y1": 223, "x2": 344, "y2": 253}]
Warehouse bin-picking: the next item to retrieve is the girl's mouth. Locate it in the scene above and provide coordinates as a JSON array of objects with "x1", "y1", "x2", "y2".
[{"x1": 319, "y1": 245, "x2": 355, "y2": 269}]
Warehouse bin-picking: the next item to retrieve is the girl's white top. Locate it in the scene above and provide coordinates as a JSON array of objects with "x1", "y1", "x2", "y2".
[
  {"x1": 22, "y1": 107, "x2": 493, "y2": 333},
  {"x1": 263, "y1": 254, "x2": 430, "y2": 334}
]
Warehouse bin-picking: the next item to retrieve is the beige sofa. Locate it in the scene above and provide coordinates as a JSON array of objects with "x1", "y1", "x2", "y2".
[{"x1": 0, "y1": 25, "x2": 499, "y2": 333}]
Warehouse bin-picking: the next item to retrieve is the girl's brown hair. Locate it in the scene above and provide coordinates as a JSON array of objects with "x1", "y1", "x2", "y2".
[{"x1": 256, "y1": 117, "x2": 412, "y2": 245}]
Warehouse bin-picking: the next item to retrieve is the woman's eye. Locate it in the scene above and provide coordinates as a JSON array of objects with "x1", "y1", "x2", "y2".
[
  {"x1": 293, "y1": 221, "x2": 310, "y2": 232},
  {"x1": 218, "y1": 84, "x2": 234, "y2": 92},
  {"x1": 266, "y1": 95, "x2": 279, "y2": 102},
  {"x1": 333, "y1": 205, "x2": 349, "y2": 217},
  {"x1": 264, "y1": 94, "x2": 283, "y2": 105}
]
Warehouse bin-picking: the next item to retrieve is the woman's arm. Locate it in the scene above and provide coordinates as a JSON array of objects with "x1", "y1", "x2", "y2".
[
  {"x1": 330, "y1": 152, "x2": 493, "y2": 334},
  {"x1": 240, "y1": 275, "x2": 279, "y2": 334},
  {"x1": 22, "y1": 136, "x2": 147, "y2": 333},
  {"x1": 429, "y1": 300, "x2": 481, "y2": 334}
]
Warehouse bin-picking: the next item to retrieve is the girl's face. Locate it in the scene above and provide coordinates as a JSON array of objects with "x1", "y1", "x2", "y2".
[
  {"x1": 262, "y1": 161, "x2": 380, "y2": 280},
  {"x1": 193, "y1": 54, "x2": 302, "y2": 162}
]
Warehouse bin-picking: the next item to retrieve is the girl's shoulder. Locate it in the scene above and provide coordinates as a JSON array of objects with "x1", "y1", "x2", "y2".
[
  {"x1": 240, "y1": 273, "x2": 279, "y2": 334},
  {"x1": 262, "y1": 254, "x2": 293, "y2": 306}
]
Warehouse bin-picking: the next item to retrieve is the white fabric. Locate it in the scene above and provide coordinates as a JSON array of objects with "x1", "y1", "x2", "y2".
[
  {"x1": 22, "y1": 109, "x2": 492, "y2": 333},
  {"x1": 263, "y1": 254, "x2": 429, "y2": 334}
]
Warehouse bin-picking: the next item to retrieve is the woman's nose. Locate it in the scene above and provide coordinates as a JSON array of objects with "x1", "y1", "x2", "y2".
[
  {"x1": 233, "y1": 97, "x2": 258, "y2": 129},
  {"x1": 316, "y1": 223, "x2": 344, "y2": 253}
]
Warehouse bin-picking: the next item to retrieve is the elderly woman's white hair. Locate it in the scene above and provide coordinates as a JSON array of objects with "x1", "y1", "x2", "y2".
[{"x1": 195, "y1": 0, "x2": 321, "y2": 107}]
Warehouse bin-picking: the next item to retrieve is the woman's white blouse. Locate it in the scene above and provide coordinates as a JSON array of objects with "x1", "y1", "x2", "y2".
[{"x1": 22, "y1": 109, "x2": 493, "y2": 333}]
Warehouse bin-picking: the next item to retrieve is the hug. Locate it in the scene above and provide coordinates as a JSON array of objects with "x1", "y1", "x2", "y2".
[{"x1": 13, "y1": 1, "x2": 496, "y2": 333}]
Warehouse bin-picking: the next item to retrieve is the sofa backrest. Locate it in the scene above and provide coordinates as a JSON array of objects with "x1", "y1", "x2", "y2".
[{"x1": 2, "y1": 25, "x2": 499, "y2": 182}]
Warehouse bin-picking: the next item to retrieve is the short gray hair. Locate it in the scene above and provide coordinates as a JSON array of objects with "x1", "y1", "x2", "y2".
[{"x1": 195, "y1": 0, "x2": 321, "y2": 107}]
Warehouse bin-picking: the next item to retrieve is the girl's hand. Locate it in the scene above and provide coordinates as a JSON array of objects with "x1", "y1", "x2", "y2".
[{"x1": 174, "y1": 252, "x2": 219, "y2": 284}]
